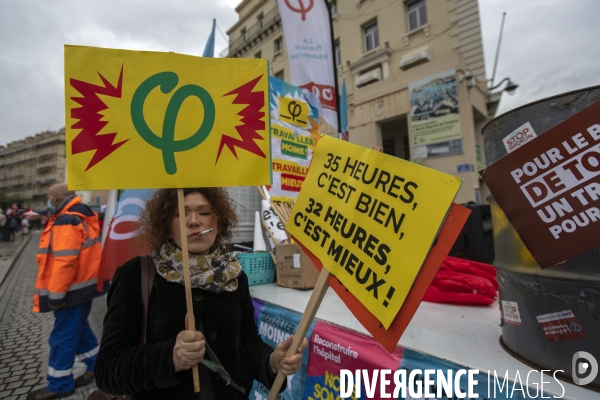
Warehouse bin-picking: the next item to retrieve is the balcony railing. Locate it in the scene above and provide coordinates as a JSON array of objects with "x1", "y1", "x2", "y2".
[
  {"x1": 37, "y1": 178, "x2": 57, "y2": 185},
  {"x1": 37, "y1": 165, "x2": 55, "y2": 174},
  {"x1": 39, "y1": 153, "x2": 55, "y2": 161},
  {"x1": 220, "y1": 6, "x2": 281, "y2": 58}
]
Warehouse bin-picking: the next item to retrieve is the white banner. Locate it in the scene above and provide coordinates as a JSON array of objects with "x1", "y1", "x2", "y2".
[
  {"x1": 261, "y1": 199, "x2": 288, "y2": 245},
  {"x1": 277, "y1": 0, "x2": 338, "y2": 134}
]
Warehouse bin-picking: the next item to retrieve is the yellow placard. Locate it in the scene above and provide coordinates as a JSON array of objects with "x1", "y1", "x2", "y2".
[
  {"x1": 278, "y1": 97, "x2": 309, "y2": 129},
  {"x1": 64, "y1": 45, "x2": 271, "y2": 190},
  {"x1": 286, "y1": 136, "x2": 462, "y2": 328}
]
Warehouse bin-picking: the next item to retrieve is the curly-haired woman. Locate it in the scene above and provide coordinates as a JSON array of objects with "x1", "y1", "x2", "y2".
[{"x1": 95, "y1": 188, "x2": 307, "y2": 399}]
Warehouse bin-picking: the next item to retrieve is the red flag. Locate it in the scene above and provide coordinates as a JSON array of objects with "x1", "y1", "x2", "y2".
[{"x1": 97, "y1": 190, "x2": 154, "y2": 290}]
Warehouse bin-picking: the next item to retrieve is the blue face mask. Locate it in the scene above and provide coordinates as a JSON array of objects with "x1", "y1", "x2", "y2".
[{"x1": 47, "y1": 199, "x2": 56, "y2": 214}]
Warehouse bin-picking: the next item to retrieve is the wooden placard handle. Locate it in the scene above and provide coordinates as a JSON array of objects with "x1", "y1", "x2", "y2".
[
  {"x1": 177, "y1": 189, "x2": 201, "y2": 393},
  {"x1": 267, "y1": 269, "x2": 330, "y2": 399}
]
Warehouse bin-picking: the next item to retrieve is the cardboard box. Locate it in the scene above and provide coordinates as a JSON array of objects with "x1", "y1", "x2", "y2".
[{"x1": 275, "y1": 243, "x2": 320, "y2": 289}]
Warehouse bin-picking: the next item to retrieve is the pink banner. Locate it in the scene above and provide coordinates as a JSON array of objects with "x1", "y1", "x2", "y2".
[{"x1": 304, "y1": 321, "x2": 402, "y2": 399}]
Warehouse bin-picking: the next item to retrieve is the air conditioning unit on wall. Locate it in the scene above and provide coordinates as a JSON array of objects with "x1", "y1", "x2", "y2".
[
  {"x1": 355, "y1": 68, "x2": 382, "y2": 87},
  {"x1": 399, "y1": 46, "x2": 431, "y2": 70}
]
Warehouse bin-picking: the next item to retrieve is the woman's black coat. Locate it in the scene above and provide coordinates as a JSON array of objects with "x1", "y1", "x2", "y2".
[{"x1": 95, "y1": 257, "x2": 280, "y2": 399}]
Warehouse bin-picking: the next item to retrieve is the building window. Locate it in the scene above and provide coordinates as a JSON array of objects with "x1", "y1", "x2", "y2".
[
  {"x1": 255, "y1": 51, "x2": 262, "y2": 58},
  {"x1": 274, "y1": 37, "x2": 283, "y2": 53},
  {"x1": 329, "y1": 1, "x2": 338, "y2": 16},
  {"x1": 363, "y1": 20, "x2": 379, "y2": 52},
  {"x1": 241, "y1": 27, "x2": 246, "y2": 42},
  {"x1": 275, "y1": 70, "x2": 284, "y2": 80},
  {"x1": 334, "y1": 40, "x2": 341, "y2": 67},
  {"x1": 383, "y1": 139, "x2": 395, "y2": 156},
  {"x1": 257, "y1": 13, "x2": 264, "y2": 29},
  {"x1": 407, "y1": 0, "x2": 427, "y2": 31}
]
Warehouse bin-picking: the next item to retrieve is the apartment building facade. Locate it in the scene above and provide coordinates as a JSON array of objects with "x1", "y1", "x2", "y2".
[
  {"x1": 223, "y1": 0, "x2": 495, "y2": 204},
  {"x1": 0, "y1": 129, "x2": 67, "y2": 210}
]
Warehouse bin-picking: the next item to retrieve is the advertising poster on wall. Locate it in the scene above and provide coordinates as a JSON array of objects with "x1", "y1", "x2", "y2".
[{"x1": 409, "y1": 68, "x2": 462, "y2": 159}]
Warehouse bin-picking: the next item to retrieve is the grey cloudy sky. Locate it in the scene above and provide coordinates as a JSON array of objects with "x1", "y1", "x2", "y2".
[{"x1": 1, "y1": 0, "x2": 598, "y2": 147}]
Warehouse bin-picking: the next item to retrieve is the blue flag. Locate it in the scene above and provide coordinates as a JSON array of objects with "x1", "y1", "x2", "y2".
[
  {"x1": 340, "y1": 78, "x2": 349, "y2": 140},
  {"x1": 202, "y1": 18, "x2": 216, "y2": 58}
]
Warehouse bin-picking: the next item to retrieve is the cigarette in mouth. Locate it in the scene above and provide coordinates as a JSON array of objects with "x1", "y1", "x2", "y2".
[{"x1": 200, "y1": 228, "x2": 214, "y2": 235}]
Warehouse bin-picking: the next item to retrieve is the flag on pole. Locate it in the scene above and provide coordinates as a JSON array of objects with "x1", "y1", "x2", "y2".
[
  {"x1": 340, "y1": 79, "x2": 349, "y2": 141},
  {"x1": 277, "y1": 0, "x2": 338, "y2": 134},
  {"x1": 97, "y1": 190, "x2": 155, "y2": 290},
  {"x1": 203, "y1": 18, "x2": 216, "y2": 57},
  {"x1": 101, "y1": 190, "x2": 119, "y2": 246}
]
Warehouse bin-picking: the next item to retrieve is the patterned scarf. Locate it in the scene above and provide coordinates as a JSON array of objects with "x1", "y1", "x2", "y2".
[{"x1": 152, "y1": 241, "x2": 241, "y2": 293}]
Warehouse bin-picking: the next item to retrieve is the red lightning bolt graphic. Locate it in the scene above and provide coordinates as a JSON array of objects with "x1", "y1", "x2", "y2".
[
  {"x1": 70, "y1": 66, "x2": 128, "y2": 171},
  {"x1": 216, "y1": 75, "x2": 266, "y2": 163}
]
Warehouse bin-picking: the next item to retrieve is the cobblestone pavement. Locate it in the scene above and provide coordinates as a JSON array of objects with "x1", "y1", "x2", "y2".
[
  {"x1": 0, "y1": 233, "x2": 31, "y2": 286},
  {"x1": 0, "y1": 232, "x2": 106, "y2": 399}
]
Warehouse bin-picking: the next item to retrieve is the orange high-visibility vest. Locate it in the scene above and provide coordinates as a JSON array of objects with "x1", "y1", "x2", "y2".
[{"x1": 33, "y1": 195, "x2": 104, "y2": 312}]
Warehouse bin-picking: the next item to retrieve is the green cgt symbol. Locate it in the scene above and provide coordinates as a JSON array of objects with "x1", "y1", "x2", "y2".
[{"x1": 131, "y1": 71, "x2": 215, "y2": 175}]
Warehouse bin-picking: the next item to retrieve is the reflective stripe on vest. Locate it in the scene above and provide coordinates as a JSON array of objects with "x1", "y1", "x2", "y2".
[
  {"x1": 53, "y1": 249, "x2": 80, "y2": 257},
  {"x1": 42, "y1": 218, "x2": 100, "y2": 256},
  {"x1": 69, "y1": 278, "x2": 97, "y2": 291},
  {"x1": 35, "y1": 278, "x2": 97, "y2": 298},
  {"x1": 48, "y1": 291, "x2": 67, "y2": 300},
  {"x1": 82, "y1": 236, "x2": 101, "y2": 249}
]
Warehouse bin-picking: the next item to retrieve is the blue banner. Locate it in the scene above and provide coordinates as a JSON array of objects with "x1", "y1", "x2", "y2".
[{"x1": 249, "y1": 301, "x2": 316, "y2": 399}]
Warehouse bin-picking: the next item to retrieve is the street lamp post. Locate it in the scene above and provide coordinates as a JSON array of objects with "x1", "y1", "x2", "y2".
[
  {"x1": 489, "y1": 77, "x2": 519, "y2": 95},
  {"x1": 486, "y1": 77, "x2": 519, "y2": 117}
]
